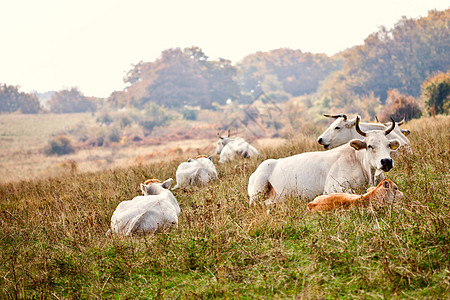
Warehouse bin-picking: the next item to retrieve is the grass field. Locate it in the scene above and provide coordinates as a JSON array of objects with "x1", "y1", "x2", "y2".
[
  {"x1": 0, "y1": 115, "x2": 449, "y2": 298},
  {"x1": 0, "y1": 113, "x2": 217, "y2": 183}
]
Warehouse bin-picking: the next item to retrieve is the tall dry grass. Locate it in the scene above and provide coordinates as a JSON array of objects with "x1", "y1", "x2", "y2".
[{"x1": 0, "y1": 116, "x2": 449, "y2": 298}]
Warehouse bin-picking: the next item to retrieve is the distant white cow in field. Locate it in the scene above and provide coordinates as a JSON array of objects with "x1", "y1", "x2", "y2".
[
  {"x1": 172, "y1": 155, "x2": 218, "y2": 189},
  {"x1": 248, "y1": 116, "x2": 400, "y2": 204},
  {"x1": 108, "y1": 178, "x2": 180, "y2": 236},
  {"x1": 307, "y1": 178, "x2": 404, "y2": 212},
  {"x1": 215, "y1": 132, "x2": 258, "y2": 163},
  {"x1": 317, "y1": 114, "x2": 411, "y2": 153}
]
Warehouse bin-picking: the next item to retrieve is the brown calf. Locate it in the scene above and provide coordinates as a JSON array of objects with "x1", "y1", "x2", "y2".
[{"x1": 307, "y1": 178, "x2": 404, "y2": 212}]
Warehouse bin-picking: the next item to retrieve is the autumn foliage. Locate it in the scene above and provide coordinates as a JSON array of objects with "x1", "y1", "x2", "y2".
[
  {"x1": 379, "y1": 89, "x2": 422, "y2": 122},
  {"x1": 421, "y1": 71, "x2": 450, "y2": 116}
]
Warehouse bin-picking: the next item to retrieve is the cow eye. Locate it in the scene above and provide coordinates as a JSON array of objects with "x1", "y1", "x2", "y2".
[
  {"x1": 335, "y1": 126, "x2": 340, "y2": 130},
  {"x1": 368, "y1": 145, "x2": 373, "y2": 150}
]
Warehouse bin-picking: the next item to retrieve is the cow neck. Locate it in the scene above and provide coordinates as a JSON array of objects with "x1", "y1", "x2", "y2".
[
  {"x1": 353, "y1": 148, "x2": 377, "y2": 185},
  {"x1": 362, "y1": 185, "x2": 378, "y2": 202}
]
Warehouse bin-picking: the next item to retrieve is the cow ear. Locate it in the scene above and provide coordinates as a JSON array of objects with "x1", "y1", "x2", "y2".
[
  {"x1": 383, "y1": 180, "x2": 390, "y2": 189},
  {"x1": 140, "y1": 183, "x2": 147, "y2": 195},
  {"x1": 208, "y1": 155, "x2": 213, "y2": 161},
  {"x1": 350, "y1": 139, "x2": 366, "y2": 150},
  {"x1": 162, "y1": 178, "x2": 173, "y2": 189},
  {"x1": 188, "y1": 158, "x2": 194, "y2": 162},
  {"x1": 389, "y1": 140, "x2": 400, "y2": 150}
]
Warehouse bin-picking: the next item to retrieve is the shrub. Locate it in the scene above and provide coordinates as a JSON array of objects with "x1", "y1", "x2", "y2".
[
  {"x1": 44, "y1": 135, "x2": 75, "y2": 156},
  {"x1": 421, "y1": 71, "x2": 450, "y2": 116},
  {"x1": 180, "y1": 108, "x2": 198, "y2": 120},
  {"x1": 379, "y1": 89, "x2": 422, "y2": 122}
]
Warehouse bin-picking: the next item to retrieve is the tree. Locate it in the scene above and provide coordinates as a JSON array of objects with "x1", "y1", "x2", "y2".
[
  {"x1": 0, "y1": 84, "x2": 41, "y2": 113},
  {"x1": 421, "y1": 71, "x2": 450, "y2": 116},
  {"x1": 379, "y1": 89, "x2": 422, "y2": 122},
  {"x1": 205, "y1": 58, "x2": 240, "y2": 105},
  {"x1": 115, "y1": 47, "x2": 241, "y2": 109},
  {"x1": 47, "y1": 88, "x2": 97, "y2": 113},
  {"x1": 237, "y1": 48, "x2": 339, "y2": 98},
  {"x1": 333, "y1": 9, "x2": 450, "y2": 102},
  {"x1": 145, "y1": 48, "x2": 210, "y2": 108}
]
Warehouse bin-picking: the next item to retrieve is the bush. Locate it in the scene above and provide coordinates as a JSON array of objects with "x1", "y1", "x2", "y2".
[
  {"x1": 45, "y1": 135, "x2": 75, "y2": 156},
  {"x1": 379, "y1": 89, "x2": 422, "y2": 122},
  {"x1": 96, "y1": 112, "x2": 113, "y2": 125},
  {"x1": 180, "y1": 108, "x2": 198, "y2": 120},
  {"x1": 421, "y1": 71, "x2": 450, "y2": 116}
]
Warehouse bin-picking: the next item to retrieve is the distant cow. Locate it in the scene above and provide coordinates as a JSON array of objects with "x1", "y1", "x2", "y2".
[
  {"x1": 172, "y1": 155, "x2": 218, "y2": 189},
  {"x1": 248, "y1": 116, "x2": 400, "y2": 204},
  {"x1": 108, "y1": 178, "x2": 180, "y2": 236},
  {"x1": 215, "y1": 131, "x2": 258, "y2": 163},
  {"x1": 317, "y1": 114, "x2": 411, "y2": 153},
  {"x1": 307, "y1": 178, "x2": 404, "y2": 212}
]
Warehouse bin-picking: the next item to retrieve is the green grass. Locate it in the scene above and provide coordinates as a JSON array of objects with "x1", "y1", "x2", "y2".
[{"x1": 0, "y1": 116, "x2": 449, "y2": 299}]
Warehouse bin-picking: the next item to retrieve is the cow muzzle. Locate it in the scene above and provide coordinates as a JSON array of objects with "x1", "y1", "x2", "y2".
[
  {"x1": 318, "y1": 138, "x2": 330, "y2": 149},
  {"x1": 380, "y1": 158, "x2": 393, "y2": 171}
]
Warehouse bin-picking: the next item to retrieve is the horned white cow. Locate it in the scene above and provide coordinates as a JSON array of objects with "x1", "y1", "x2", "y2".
[
  {"x1": 317, "y1": 114, "x2": 411, "y2": 153},
  {"x1": 172, "y1": 155, "x2": 218, "y2": 189},
  {"x1": 307, "y1": 178, "x2": 404, "y2": 212},
  {"x1": 248, "y1": 116, "x2": 400, "y2": 204},
  {"x1": 215, "y1": 132, "x2": 258, "y2": 163},
  {"x1": 108, "y1": 178, "x2": 180, "y2": 236}
]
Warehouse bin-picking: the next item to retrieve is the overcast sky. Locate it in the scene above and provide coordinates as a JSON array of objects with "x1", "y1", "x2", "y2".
[{"x1": 0, "y1": 0, "x2": 448, "y2": 97}]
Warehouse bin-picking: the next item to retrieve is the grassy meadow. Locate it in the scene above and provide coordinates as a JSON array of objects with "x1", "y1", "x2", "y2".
[
  {"x1": 0, "y1": 115, "x2": 449, "y2": 298},
  {"x1": 0, "y1": 113, "x2": 218, "y2": 183}
]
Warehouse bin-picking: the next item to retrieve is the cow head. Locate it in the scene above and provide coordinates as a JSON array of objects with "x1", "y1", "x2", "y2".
[
  {"x1": 215, "y1": 130, "x2": 231, "y2": 154},
  {"x1": 349, "y1": 116, "x2": 400, "y2": 173},
  {"x1": 140, "y1": 178, "x2": 173, "y2": 195},
  {"x1": 188, "y1": 155, "x2": 213, "y2": 162},
  {"x1": 318, "y1": 114, "x2": 358, "y2": 149},
  {"x1": 366, "y1": 178, "x2": 404, "y2": 204}
]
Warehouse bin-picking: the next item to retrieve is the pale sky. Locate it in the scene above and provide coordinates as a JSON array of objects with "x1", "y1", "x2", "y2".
[{"x1": 0, "y1": 0, "x2": 448, "y2": 98}]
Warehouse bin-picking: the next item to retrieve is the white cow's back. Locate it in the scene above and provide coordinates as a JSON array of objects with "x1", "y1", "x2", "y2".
[
  {"x1": 110, "y1": 191, "x2": 180, "y2": 235},
  {"x1": 173, "y1": 157, "x2": 217, "y2": 189},
  {"x1": 219, "y1": 137, "x2": 258, "y2": 163}
]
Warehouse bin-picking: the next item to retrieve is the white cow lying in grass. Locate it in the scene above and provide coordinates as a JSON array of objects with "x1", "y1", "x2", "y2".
[
  {"x1": 307, "y1": 178, "x2": 404, "y2": 212},
  {"x1": 108, "y1": 178, "x2": 180, "y2": 236},
  {"x1": 215, "y1": 132, "x2": 258, "y2": 163},
  {"x1": 172, "y1": 155, "x2": 218, "y2": 189}
]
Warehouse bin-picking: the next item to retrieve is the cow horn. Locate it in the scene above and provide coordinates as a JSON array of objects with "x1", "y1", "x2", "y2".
[
  {"x1": 385, "y1": 117, "x2": 396, "y2": 135},
  {"x1": 355, "y1": 116, "x2": 366, "y2": 137},
  {"x1": 324, "y1": 114, "x2": 347, "y2": 121}
]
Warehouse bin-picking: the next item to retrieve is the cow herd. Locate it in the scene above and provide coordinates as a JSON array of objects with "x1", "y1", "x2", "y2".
[{"x1": 108, "y1": 115, "x2": 410, "y2": 235}]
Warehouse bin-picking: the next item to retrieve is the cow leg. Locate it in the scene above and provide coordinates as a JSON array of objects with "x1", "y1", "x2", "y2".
[{"x1": 264, "y1": 181, "x2": 277, "y2": 205}]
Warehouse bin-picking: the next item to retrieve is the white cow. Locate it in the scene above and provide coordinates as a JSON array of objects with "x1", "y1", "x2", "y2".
[
  {"x1": 108, "y1": 178, "x2": 180, "y2": 236},
  {"x1": 248, "y1": 116, "x2": 400, "y2": 204},
  {"x1": 172, "y1": 155, "x2": 218, "y2": 189},
  {"x1": 317, "y1": 114, "x2": 411, "y2": 153},
  {"x1": 215, "y1": 133, "x2": 258, "y2": 163}
]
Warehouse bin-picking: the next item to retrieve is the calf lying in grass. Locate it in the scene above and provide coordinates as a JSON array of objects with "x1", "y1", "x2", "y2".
[
  {"x1": 108, "y1": 178, "x2": 181, "y2": 236},
  {"x1": 307, "y1": 178, "x2": 404, "y2": 212}
]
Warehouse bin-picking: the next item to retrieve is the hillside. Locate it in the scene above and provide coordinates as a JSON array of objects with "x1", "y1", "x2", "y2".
[{"x1": 0, "y1": 115, "x2": 449, "y2": 298}]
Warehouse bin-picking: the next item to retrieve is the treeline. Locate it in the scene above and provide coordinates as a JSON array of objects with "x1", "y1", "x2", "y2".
[{"x1": 1, "y1": 9, "x2": 449, "y2": 117}]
